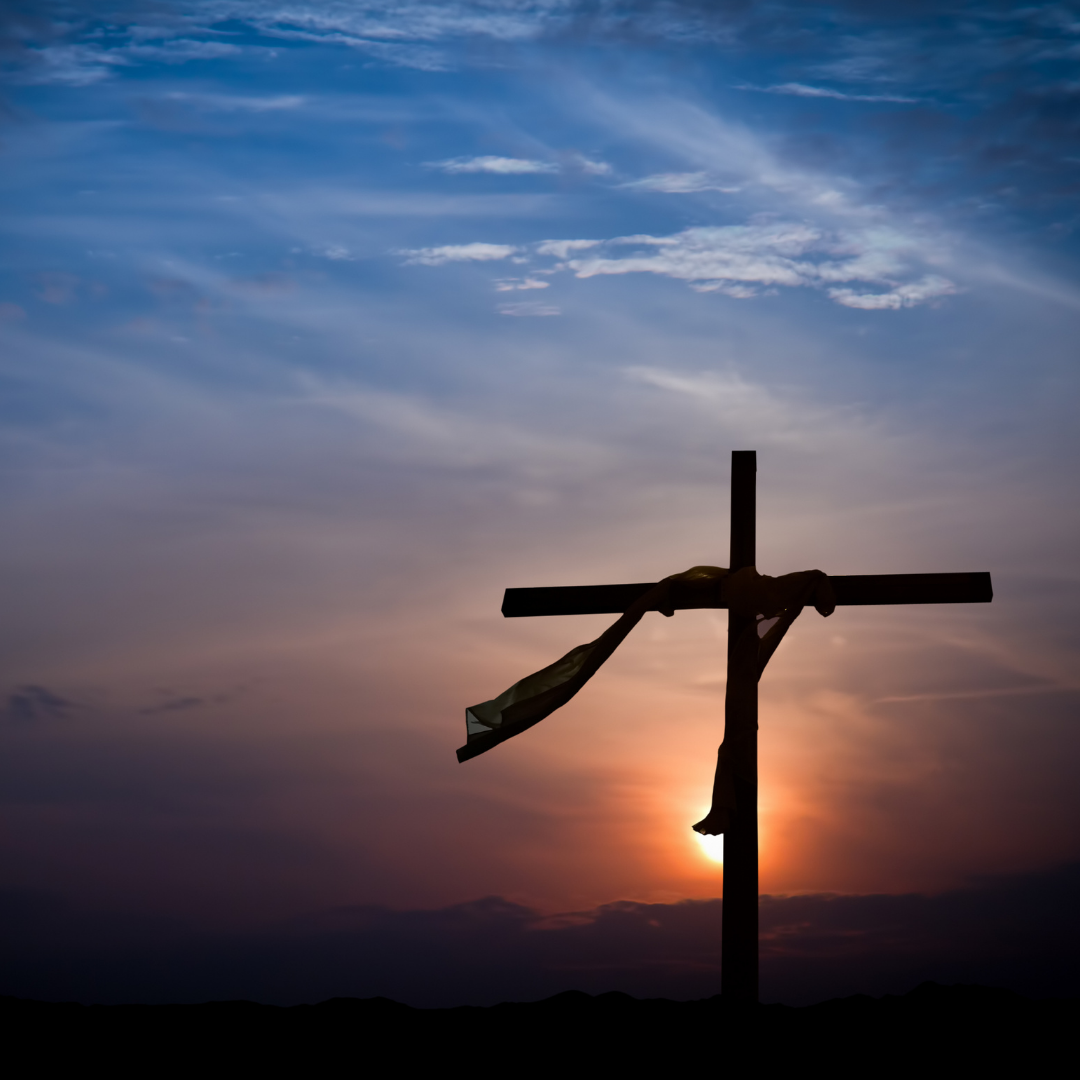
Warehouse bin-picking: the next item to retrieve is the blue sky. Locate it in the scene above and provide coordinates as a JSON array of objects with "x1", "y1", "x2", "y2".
[{"x1": 2, "y1": 1, "x2": 1080, "y2": 1004}]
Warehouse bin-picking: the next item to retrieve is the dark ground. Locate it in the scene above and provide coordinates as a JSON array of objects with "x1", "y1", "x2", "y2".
[
  {"x1": 7, "y1": 861, "x2": 1080, "y2": 1007},
  {"x1": 4, "y1": 983, "x2": 1074, "y2": 1072}
]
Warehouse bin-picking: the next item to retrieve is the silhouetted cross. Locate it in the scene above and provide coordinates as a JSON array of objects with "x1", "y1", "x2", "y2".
[{"x1": 490, "y1": 451, "x2": 992, "y2": 1001}]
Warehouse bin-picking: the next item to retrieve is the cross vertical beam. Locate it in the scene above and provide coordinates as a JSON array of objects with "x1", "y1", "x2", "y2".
[{"x1": 723, "y1": 450, "x2": 758, "y2": 1001}]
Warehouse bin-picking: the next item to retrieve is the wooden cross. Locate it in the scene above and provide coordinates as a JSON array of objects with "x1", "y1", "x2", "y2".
[{"x1": 496, "y1": 451, "x2": 992, "y2": 1001}]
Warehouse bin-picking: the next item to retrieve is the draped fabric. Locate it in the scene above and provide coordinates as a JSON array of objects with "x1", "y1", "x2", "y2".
[
  {"x1": 691, "y1": 567, "x2": 835, "y2": 836},
  {"x1": 458, "y1": 566, "x2": 727, "y2": 763},
  {"x1": 458, "y1": 566, "x2": 834, "y2": 767}
]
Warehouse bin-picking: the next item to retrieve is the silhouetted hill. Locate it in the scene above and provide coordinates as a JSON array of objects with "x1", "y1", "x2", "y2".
[
  {"x1": 4, "y1": 983, "x2": 1075, "y2": 1070},
  {"x1": 5, "y1": 862, "x2": 1080, "y2": 1006}
]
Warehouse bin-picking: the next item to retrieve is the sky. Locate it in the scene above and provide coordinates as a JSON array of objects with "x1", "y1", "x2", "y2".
[{"x1": 2, "y1": 0, "x2": 1079, "y2": 1005}]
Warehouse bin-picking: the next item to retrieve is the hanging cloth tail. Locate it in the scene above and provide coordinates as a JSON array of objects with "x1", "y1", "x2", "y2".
[
  {"x1": 457, "y1": 639, "x2": 610, "y2": 763},
  {"x1": 457, "y1": 567, "x2": 727, "y2": 763},
  {"x1": 457, "y1": 584, "x2": 658, "y2": 763}
]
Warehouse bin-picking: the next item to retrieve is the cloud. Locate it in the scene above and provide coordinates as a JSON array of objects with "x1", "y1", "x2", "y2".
[
  {"x1": 497, "y1": 301, "x2": 560, "y2": 316},
  {"x1": 5, "y1": 0, "x2": 748, "y2": 74},
  {"x1": 620, "y1": 172, "x2": 740, "y2": 194},
  {"x1": 224, "y1": 2, "x2": 551, "y2": 47},
  {"x1": 274, "y1": 190, "x2": 556, "y2": 219},
  {"x1": 252, "y1": 28, "x2": 451, "y2": 71},
  {"x1": 427, "y1": 156, "x2": 559, "y2": 175},
  {"x1": 139, "y1": 696, "x2": 204, "y2": 715},
  {"x1": 551, "y1": 222, "x2": 955, "y2": 308},
  {"x1": 20, "y1": 44, "x2": 130, "y2": 86},
  {"x1": 582, "y1": 91, "x2": 866, "y2": 213},
  {"x1": 3, "y1": 686, "x2": 76, "y2": 725},
  {"x1": 828, "y1": 276, "x2": 958, "y2": 309},
  {"x1": 398, "y1": 242, "x2": 517, "y2": 265},
  {"x1": 299, "y1": 381, "x2": 598, "y2": 470},
  {"x1": 688, "y1": 281, "x2": 763, "y2": 298},
  {"x1": 404, "y1": 217, "x2": 955, "y2": 309},
  {"x1": 123, "y1": 40, "x2": 242, "y2": 63},
  {"x1": 742, "y1": 83, "x2": 917, "y2": 104},
  {"x1": 534, "y1": 239, "x2": 601, "y2": 259},
  {"x1": 12, "y1": 36, "x2": 248, "y2": 86},
  {"x1": 622, "y1": 366, "x2": 843, "y2": 447},
  {"x1": 494, "y1": 277, "x2": 550, "y2": 291},
  {"x1": 163, "y1": 92, "x2": 307, "y2": 112},
  {"x1": 426, "y1": 154, "x2": 610, "y2": 177},
  {"x1": 568, "y1": 154, "x2": 612, "y2": 176},
  {"x1": 10, "y1": 0, "x2": 1080, "y2": 120}
]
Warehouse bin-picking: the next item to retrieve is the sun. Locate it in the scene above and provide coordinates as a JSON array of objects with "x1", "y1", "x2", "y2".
[{"x1": 694, "y1": 832, "x2": 724, "y2": 864}]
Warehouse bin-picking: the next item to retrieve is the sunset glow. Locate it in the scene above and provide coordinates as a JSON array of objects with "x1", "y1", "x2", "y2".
[{"x1": 695, "y1": 833, "x2": 725, "y2": 865}]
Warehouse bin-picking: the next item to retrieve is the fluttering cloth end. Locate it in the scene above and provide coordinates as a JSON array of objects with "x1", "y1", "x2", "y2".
[{"x1": 458, "y1": 566, "x2": 834, "y2": 765}]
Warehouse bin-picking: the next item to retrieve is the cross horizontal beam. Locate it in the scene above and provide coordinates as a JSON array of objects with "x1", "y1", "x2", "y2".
[{"x1": 501, "y1": 572, "x2": 992, "y2": 618}]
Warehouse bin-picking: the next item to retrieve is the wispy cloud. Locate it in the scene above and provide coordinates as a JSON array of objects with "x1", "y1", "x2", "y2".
[
  {"x1": 427, "y1": 156, "x2": 559, "y2": 175},
  {"x1": 561, "y1": 222, "x2": 959, "y2": 308},
  {"x1": 2, "y1": 685, "x2": 77, "y2": 725},
  {"x1": 620, "y1": 172, "x2": 740, "y2": 194},
  {"x1": 19, "y1": 44, "x2": 131, "y2": 86},
  {"x1": 124, "y1": 39, "x2": 242, "y2": 63},
  {"x1": 494, "y1": 277, "x2": 550, "y2": 291},
  {"x1": 402, "y1": 217, "x2": 956, "y2": 309},
  {"x1": 740, "y1": 82, "x2": 917, "y2": 103},
  {"x1": 531, "y1": 221, "x2": 956, "y2": 308},
  {"x1": 535, "y1": 239, "x2": 601, "y2": 259},
  {"x1": 164, "y1": 92, "x2": 307, "y2": 112},
  {"x1": 615, "y1": 365, "x2": 904, "y2": 464},
  {"x1": 399, "y1": 242, "x2": 517, "y2": 265},
  {"x1": 569, "y1": 154, "x2": 612, "y2": 176},
  {"x1": 827, "y1": 276, "x2": 957, "y2": 309},
  {"x1": 427, "y1": 153, "x2": 610, "y2": 177},
  {"x1": 17, "y1": 38, "x2": 244, "y2": 86},
  {"x1": 497, "y1": 300, "x2": 560, "y2": 316},
  {"x1": 583, "y1": 92, "x2": 868, "y2": 215},
  {"x1": 300, "y1": 381, "x2": 594, "y2": 469},
  {"x1": 315, "y1": 245, "x2": 355, "y2": 261},
  {"x1": 228, "y1": 2, "x2": 553, "y2": 47}
]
